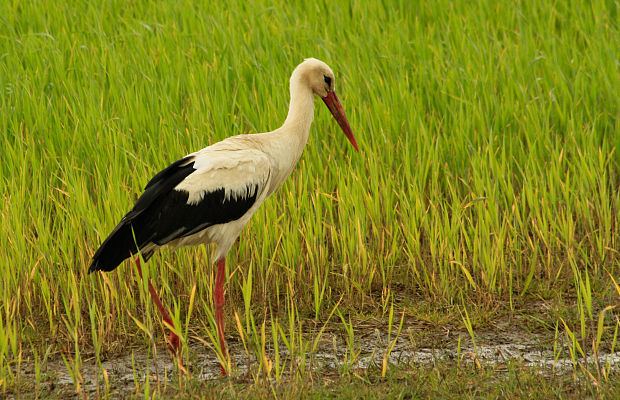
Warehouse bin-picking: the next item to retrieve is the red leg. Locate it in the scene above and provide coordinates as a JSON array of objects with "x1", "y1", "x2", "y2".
[
  {"x1": 133, "y1": 256, "x2": 181, "y2": 354},
  {"x1": 214, "y1": 257, "x2": 227, "y2": 375}
]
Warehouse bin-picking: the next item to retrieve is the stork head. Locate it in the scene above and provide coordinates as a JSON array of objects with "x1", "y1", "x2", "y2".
[{"x1": 292, "y1": 58, "x2": 359, "y2": 151}]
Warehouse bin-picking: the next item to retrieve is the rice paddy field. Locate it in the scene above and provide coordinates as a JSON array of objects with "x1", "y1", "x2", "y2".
[{"x1": 1, "y1": 0, "x2": 619, "y2": 398}]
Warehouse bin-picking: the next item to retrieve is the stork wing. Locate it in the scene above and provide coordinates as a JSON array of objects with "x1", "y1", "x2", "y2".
[
  {"x1": 89, "y1": 146, "x2": 271, "y2": 272},
  {"x1": 168, "y1": 147, "x2": 271, "y2": 239}
]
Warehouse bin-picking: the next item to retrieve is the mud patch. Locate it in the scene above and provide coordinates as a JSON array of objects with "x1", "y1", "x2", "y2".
[{"x1": 14, "y1": 320, "x2": 620, "y2": 398}]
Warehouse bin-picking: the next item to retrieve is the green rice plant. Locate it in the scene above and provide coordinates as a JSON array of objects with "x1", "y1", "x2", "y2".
[
  {"x1": 87, "y1": 301, "x2": 103, "y2": 398},
  {"x1": 592, "y1": 306, "x2": 617, "y2": 383},
  {"x1": 197, "y1": 305, "x2": 228, "y2": 376},
  {"x1": 0, "y1": 0, "x2": 618, "y2": 395},
  {"x1": 570, "y1": 257, "x2": 591, "y2": 339},
  {"x1": 270, "y1": 314, "x2": 284, "y2": 383},
  {"x1": 278, "y1": 297, "x2": 310, "y2": 380},
  {"x1": 552, "y1": 321, "x2": 562, "y2": 374},
  {"x1": 558, "y1": 318, "x2": 581, "y2": 381},
  {"x1": 312, "y1": 261, "x2": 329, "y2": 321},
  {"x1": 604, "y1": 316, "x2": 619, "y2": 382},
  {"x1": 459, "y1": 303, "x2": 480, "y2": 368},
  {"x1": 381, "y1": 302, "x2": 405, "y2": 378},
  {"x1": 0, "y1": 299, "x2": 17, "y2": 394},
  {"x1": 337, "y1": 309, "x2": 361, "y2": 376},
  {"x1": 456, "y1": 335, "x2": 463, "y2": 369},
  {"x1": 61, "y1": 350, "x2": 85, "y2": 399}
]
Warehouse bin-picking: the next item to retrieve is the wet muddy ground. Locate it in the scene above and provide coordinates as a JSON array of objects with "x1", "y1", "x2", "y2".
[{"x1": 13, "y1": 313, "x2": 620, "y2": 399}]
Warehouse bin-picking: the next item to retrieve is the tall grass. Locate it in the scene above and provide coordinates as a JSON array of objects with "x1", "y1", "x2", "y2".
[{"x1": 0, "y1": 0, "x2": 618, "y2": 395}]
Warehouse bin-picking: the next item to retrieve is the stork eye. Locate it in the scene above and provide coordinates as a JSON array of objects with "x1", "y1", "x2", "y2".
[{"x1": 323, "y1": 75, "x2": 332, "y2": 86}]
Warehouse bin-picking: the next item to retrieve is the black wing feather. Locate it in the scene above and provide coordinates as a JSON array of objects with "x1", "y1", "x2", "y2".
[{"x1": 89, "y1": 156, "x2": 258, "y2": 273}]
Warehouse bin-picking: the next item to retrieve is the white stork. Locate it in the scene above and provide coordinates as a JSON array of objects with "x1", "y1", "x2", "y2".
[{"x1": 89, "y1": 58, "x2": 358, "y2": 374}]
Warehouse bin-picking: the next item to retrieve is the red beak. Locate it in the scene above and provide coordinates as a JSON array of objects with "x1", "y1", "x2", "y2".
[{"x1": 322, "y1": 91, "x2": 359, "y2": 151}]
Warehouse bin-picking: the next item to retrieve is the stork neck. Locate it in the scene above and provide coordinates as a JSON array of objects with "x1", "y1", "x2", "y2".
[
  {"x1": 281, "y1": 80, "x2": 315, "y2": 135},
  {"x1": 257, "y1": 79, "x2": 315, "y2": 189}
]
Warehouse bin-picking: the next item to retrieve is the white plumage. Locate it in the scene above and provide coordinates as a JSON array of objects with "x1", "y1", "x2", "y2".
[{"x1": 171, "y1": 140, "x2": 273, "y2": 261}]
